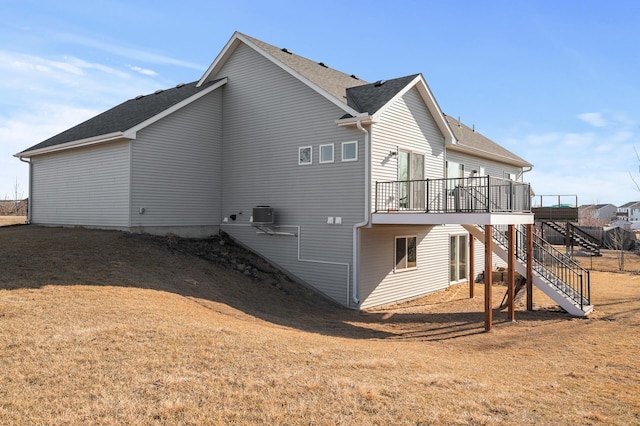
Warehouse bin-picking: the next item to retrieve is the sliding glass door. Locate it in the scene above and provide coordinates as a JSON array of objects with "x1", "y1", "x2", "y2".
[{"x1": 398, "y1": 150, "x2": 425, "y2": 210}]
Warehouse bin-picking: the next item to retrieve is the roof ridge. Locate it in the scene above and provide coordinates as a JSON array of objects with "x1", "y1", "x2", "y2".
[{"x1": 237, "y1": 33, "x2": 369, "y2": 106}]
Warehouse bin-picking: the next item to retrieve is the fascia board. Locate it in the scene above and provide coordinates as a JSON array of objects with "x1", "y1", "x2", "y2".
[
  {"x1": 372, "y1": 75, "x2": 456, "y2": 145},
  {"x1": 197, "y1": 32, "x2": 241, "y2": 87},
  {"x1": 335, "y1": 115, "x2": 374, "y2": 126},
  {"x1": 15, "y1": 132, "x2": 129, "y2": 158},
  {"x1": 124, "y1": 77, "x2": 227, "y2": 137}
]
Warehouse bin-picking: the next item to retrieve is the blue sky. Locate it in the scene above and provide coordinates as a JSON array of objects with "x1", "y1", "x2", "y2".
[{"x1": 1, "y1": 0, "x2": 639, "y2": 206}]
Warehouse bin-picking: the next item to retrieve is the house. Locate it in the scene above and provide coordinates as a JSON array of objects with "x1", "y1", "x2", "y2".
[
  {"x1": 578, "y1": 203, "x2": 617, "y2": 225},
  {"x1": 15, "y1": 32, "x2": 590, "y2": 317},
  {"x1": 617, "y1": 201, "x2": 640, "y2": 222}
]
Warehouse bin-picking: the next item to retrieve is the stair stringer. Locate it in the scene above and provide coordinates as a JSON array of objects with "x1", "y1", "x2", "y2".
[{"x1": 463, "y1": 225, "x2": 593, "y2": 317}]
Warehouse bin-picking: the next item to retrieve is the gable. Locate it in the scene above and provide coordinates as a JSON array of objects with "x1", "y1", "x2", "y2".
[
  {"x1": 198, "y1": 32, "x2": 367, "y2": 118},
  {"x1": 346, "y1": 75, "x2": 419, "y2": 114}
]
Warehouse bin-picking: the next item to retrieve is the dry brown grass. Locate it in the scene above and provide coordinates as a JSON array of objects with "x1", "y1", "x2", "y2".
[
  {"x1": 574, "y1": 248, "x2": 640, "y2": 274},
  {"x1": 0, "y1": 216, "x2": 26, "y2": 226},
  {"x1": 1, "y1": 225, "x2": 639, "y2": 425}
]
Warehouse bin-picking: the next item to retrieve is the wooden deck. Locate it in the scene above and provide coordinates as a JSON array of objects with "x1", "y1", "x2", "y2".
[{"x1": 531, "y1": 207, "x2": 578, "y2": 222}]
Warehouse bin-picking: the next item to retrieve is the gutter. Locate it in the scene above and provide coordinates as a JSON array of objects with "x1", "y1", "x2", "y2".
[
  {"x1": 15, "y1": 132, "x2": 129, "y2": 158},
  {"x1": 446, "y1": 142, "x2": 532, "y2": 169}
]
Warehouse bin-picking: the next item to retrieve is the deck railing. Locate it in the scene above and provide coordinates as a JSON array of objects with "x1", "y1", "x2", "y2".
[{"x1": 375, "y1": 176, "x2": 531, "y2": 213}]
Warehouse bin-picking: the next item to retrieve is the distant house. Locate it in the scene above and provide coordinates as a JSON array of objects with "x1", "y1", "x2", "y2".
[
  {"x1": 617, "y1": 201, "x2": 640, "y2": 222},
  {"x1": 15, "y1": 32, "x2": 591, "y2": 316},
  {"x1": 578, "y1": 203, "x2": 617, "y2": 225}
]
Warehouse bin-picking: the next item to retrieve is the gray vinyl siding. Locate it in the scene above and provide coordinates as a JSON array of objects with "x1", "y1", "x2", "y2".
[
  {"x1": 359, "y1": 225, "x2": 450, "y2": 308},
  {"x1": 359, "y1": 86, "x2": 451, "y2": 308},
  {"x1": 445, "y1": 150, "x2": 523, "y2": 182},
  {"x1": 130, "y1": 90, "x2": 223, "y2": 227},
  {"x1": 213, "y1": 42, "x2": 364, "y2": 306},
  {"x1": 370, "y1": 86, "x2": 446, "y2": 210},
  {"x1": 31, "y1": 141, "x2": 130, "y2": 227}
]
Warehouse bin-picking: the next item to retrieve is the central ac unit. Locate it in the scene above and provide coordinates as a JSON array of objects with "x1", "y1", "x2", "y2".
[{"x1": 252, "y1": 206, "x2": 274, "y2": 225}]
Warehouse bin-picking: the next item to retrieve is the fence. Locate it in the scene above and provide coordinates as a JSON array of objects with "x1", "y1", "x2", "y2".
[{"x1": 0, "y1": 199, "x2": 28, "y2": 216}]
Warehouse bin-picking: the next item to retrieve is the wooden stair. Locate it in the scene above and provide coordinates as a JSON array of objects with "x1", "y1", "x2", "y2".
[{"x1": 543, "y1": 221, "x2": 602, "y2": 256}]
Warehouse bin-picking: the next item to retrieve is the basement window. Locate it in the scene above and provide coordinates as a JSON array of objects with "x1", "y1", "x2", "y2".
[
  {"x1": 319, "y1": 144, "x2": 334, "y2": 163},
  {"x1": 395, "y1": 235, "x2": 417, "y2": 272},
  {"x1": 298, "y1": 146, "x2": 312, "y2": 165},
  {"x1": 342, "y1": 141, "x2": 357, "y2": 162}
]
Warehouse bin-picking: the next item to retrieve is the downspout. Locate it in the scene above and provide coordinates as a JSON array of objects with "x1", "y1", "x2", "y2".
[
  {"x1": 18, "y1": 157, "x2": 32, "y2": 224},
  {"x1": 351, "y1": 119, "x2": 370, "y2": 305}
]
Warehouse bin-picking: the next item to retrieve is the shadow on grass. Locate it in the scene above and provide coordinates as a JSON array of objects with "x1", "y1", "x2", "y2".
[{"x1": 0, "y1": 225, "x2": 574, "y2": 341}]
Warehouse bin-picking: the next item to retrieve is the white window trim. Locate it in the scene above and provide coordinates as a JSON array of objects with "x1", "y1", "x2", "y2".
[
  {"x1": 394, "y1": 235, "x2": 417, "y2": 273},
  {"x1": 341, "y1": 141, "x2": 358, "y2": 162},
  {"x1": 319, "y1": 143, "x2": 334, "y2": 164},
  {"x1": 298, "y1": 146, "x2": 312, "y2": 165}
]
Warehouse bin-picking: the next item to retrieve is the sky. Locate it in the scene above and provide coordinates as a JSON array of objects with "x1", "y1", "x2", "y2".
[{"x1": 1, "y1": 0, "x2": 639, "y2": 206}]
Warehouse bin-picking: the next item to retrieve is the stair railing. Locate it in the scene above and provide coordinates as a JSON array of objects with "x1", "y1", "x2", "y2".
[
  {"x1": 542, "y1": 222, "x2": 601, "y2": 255},
  {"x1": 485, "y1": 225, "x2": 591, "y2": 311}
]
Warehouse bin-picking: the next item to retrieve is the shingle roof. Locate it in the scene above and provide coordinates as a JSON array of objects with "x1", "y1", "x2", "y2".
[
  {"x1": 444, "y1": 115, "x2": 532, "y2": 167},
  {"x1": 19, "y1": 32, "x2": 531, "y2": 170},
  {"x1": 19, "y1": 80, "x2": 222, "y2": 155},
  {"x1": 346, "y1": 75, "x2": 420, "y2": 114},
  {"x1": 619, "y1": 201, "x2": 640, "y2": 208},
  {"x1": 240, "y1": 33, "x2": 369, "y2": 105},
  {"x1": 580, "y1": 203, "x2": 616, "y2": 209}
]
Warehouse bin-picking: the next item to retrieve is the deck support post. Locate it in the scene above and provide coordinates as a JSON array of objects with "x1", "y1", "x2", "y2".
[
  {"x1": 484, "y1": 224, "x2": 493, "y2": 332},
  {"x1": 469, "y1": 234, "x2": 475, "y2": 298},
  {"x1": 508, "y1": 224, "x2": 515, "y2": 321},
  {"x1": 526, "y1": 223, "x2": 533, "y2": 311}
]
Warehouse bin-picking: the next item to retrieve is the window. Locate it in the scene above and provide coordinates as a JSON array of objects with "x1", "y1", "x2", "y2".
[
  {"x1": 319, "y1": 144, "x2": 334, "y2": 163},
  {"x1": 298, "y1": 146, "x2": 312, "y2": 165},
  {"x1": 450, "y1": 234, "x2": 468, "y2": 282},
  {"x1": 504, "y1": 172, "x2": 516, "y2": 181},
  {"x1": 395, "y1": 236, "x2": 417, "y2": 271},
  {"x1": 342, "y1": 141, "x2": 357, "y2": 162}
]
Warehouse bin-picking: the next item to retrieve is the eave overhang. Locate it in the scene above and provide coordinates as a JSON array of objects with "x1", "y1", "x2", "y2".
[
  {"x1": 335, "y1": 115, "x2": 374, "y2": 127},
  {"x1": 15, "y1": 132, "x2": 131, "y2": 158}
]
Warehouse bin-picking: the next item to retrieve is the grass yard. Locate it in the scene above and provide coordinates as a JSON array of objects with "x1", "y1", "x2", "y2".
[{"x1": 0, "y1": 225, "x2": 639, "y2": 424}]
